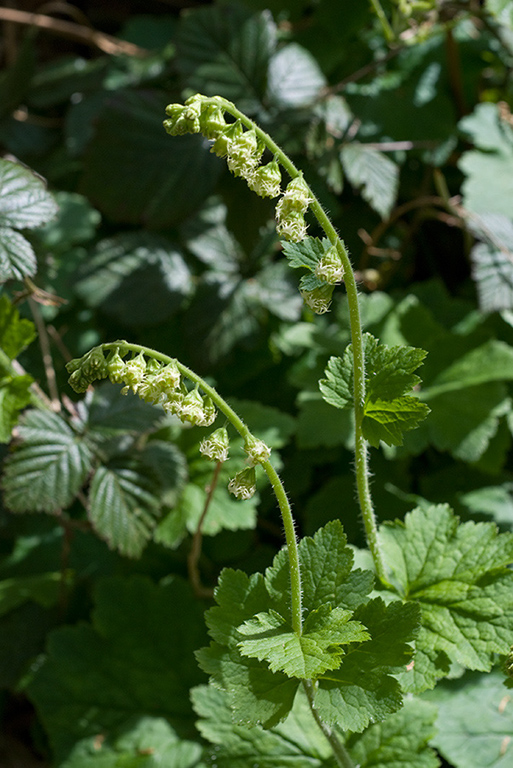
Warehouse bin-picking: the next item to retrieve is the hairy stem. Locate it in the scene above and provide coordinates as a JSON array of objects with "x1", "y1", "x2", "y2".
[
  {"x1": 302, "y1": 681, "x2": 355, "y2": 768},
  {"x1": 206, "y1": 99, "x2": 389, "y2": 584}
]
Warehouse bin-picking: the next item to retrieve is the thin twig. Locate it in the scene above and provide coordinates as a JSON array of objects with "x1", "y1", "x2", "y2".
[
  {"x1": 187, "y1": 461, "x2": 223, "y2": 599},
  {"x1": 28, "y1": 296, "x2": 61, "y2": 411},
  {"x1": 0, "y1": 6, "x2": 149, "y2": 57}
]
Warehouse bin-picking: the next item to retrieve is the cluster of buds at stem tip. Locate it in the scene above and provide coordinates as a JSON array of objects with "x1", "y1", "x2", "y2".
[
  {"x1": 66, "y1": 346, "x2": 217, "y2": 428},
  {"x1": 163, "y1": 95, "x2": 282, "y2": 200}
]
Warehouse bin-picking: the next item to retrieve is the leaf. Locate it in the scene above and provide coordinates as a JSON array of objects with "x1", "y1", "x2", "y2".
[
  {"x1": 58, "y1": 718, "x2": 203, "y2": 768},
  {"x1": 0, "y1": 294, "x2": 36, "y2": 358},
  {"x1": 459, "y1": 103, "x2": 513, "y2": 217},
  {"x1": 89, "y1": 459, "x2": 162, "y2": 558},
  {"x1": 192, "y1": 683, "x2": 333, "y2": 768},
  {"x1": 237, "y1": 604, "x2": 369, "y2": 678},
  {"x1": 428, "y1": 670, "x2": 513, "y2": 768},
  {"x1": 227, "y1": 397, "x2": 296, "y2": 449},
  {"x1": 0, "y1": 225, "x2": 37, "y2": 281},
  {"x1": 176, "y1": 5, "x2": 276, "y2": 113},
  {"x1": 320, "y1": 333, "x2": 430, "y2": 447},
  {"x1": 27, "y1": 576, "x2": 207, "y2": 762},
  {"x1": 0, "y1": 372, "x2": 33, "y2": 443},
  {"x1": 380, "y1": 505, "x2": 513, "y2": 693},
  {"x1": 36, "y1": 191, "x2": 101, "y2": 252},
  {"x1": 74, "y1": 231, "x2": 192, "y2": 326},
  {"x1": 2, "y1": 409, "x2": 93, "y2": 512},
  {"x1": 466, "y1": 212, "x2": 513, "y2": 313},
  {"x1": 0, "y1": 572, "x2": 63, "y2": 617},
  {"x1": 345, "y1": 698, "x2": 440, "y2": 768},
  {"x1": 86, "y1": 382, "x2": 163, "y2": 434},
  {"x1": 313, "y1": 598, "x2": 420, "y2": 731},
  {"x1": 0, "y1": 157, "x2": 58, "y2": 229},
  {"x1": 267, "y1": 43, "x2": 326, "y2": 108},
  {"x1": 296, "y1": 393, "x2": 354, "y2": 449},
  {"x1": 79, "y1": 89, "x2": 220, "y2": 228},
  {"x1": 341, "y1": 144, "x2": 399, "y2": 219}
]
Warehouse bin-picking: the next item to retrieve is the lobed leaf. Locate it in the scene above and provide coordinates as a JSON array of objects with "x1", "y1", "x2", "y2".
[
  {"x1": 381, "y1": 504, "x2": 513, "y2": 692},
  {"x1": 341, "y1": 143, "x2": 399, "y2": 219},
  {"x1": 0, "y1": 157, "x2": 58, "y2": 229}
]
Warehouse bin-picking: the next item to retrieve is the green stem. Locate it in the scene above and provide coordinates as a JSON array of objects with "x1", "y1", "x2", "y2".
[
  {"x1": 370, "y1": 0, "x2": 395, "y2": 42},
  {"x1": 102, "y1": 340, "x2": 303, "y2": 633},
  {"x1": 302, "y1": 681, "x2": 355, "y2": 768},
  {"x1": 204, "y1": 98, "x2": 389, "y2": 585}
]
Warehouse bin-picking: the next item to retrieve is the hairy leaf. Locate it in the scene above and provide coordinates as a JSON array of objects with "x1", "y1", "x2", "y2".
[
  {"x1": 3, "y1": 410, "x2": 93, "y2": 512},
  {"x1": 0, "y1": 226, "x2": 37, "y2": 281},
  {"x1": 0, "y1": 157, "x2": 58, "y2": 229},
  {"x1": 381, "y1": 505, "x2": 513, "y2": 692},
  {"x1": 267, "y1": 43, "x2": 326, "y2": 108},
  {"x1": 27, "y1": 576, "x2": 207, "y2": 762}
]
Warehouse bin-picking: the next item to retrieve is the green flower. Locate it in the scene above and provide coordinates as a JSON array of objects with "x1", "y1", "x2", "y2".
[
  {"x1": 314, "y1": 246, "x2": 345, "y2": 284},
  {"x1": 301, "y1": 284, "x2": 334, "y2": 314},
  {"x1": 200, "y1": 427, "x2": 230, "y2": 462},
  {"x1": 244, "y1": 435, "x2": 271, "y2": 466},
  {"x1": 248, "y1": 160, "x2": 281, "y2": 198},
  {"x1": 228, "y1": 466, "x2": 257, "y2": 500}
]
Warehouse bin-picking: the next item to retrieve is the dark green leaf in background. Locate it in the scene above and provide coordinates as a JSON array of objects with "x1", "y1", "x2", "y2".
[{"x1": 341, "y1": 144, "x2": 399, "y2": 219}]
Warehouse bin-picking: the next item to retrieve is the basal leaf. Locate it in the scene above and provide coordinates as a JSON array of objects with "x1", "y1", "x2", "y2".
[
  {"x1": 176, "y1": 5, "x2": 276, "y2": 113},
  {"x1": 428, "y1": 670, "x2": 513, "y2": 768},
  {"x1": 312, "y1": 598, "x2": 419, "y2": 731},
  {"x1": 237, "y1": 604, "x2": 369, "y2": 678},
  {"x1": 27, "y1": 576, "x2": 207, "y2": 762},
  {"x1": 192, "y1": 683, "x2": 333, "y2": 768},
  {"x1": 0, "y1": 157, "x2": 58, "y2": 229},
  {"x1": 2, "y1": 409, "x2": 93, "y2": 512},
  {"x1": 89, "y1": 462, "x2": 161, "y2": 558},
  {"x1": 381, "y1": 505, "x2": 513, "y2": 692},
  {"x1": 0, "y1": 294, "x2": 36, "y2": 358},
  {"x1": 346, "y1": 698, "x2": 440, "y2": 768},
  {"x1": 341, "y1": 143, "x2": 399, "y2": 219}
]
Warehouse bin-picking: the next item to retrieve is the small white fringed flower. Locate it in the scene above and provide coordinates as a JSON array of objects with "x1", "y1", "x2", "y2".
[
  {"x1": 228, "y1": 467, "x2": 257, "y2": 500},
  {"x1": 244, "y1": 435, "x2": 271, "y2": 466},
  {"x1": 200, "y1": 427, "x2": 230, "y2": 462},
  {"x1": 314, "y1": 246, "x2": 345, "y2": 285},
  {"x1": 247, "y1": 161, "x2": 281, "y2": 199},
  {"x1": 276, "y1": 211, "x2": 308, "y2": 242}
]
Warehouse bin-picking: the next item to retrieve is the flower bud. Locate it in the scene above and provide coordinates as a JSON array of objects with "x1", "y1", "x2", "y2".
[
  {"x1": 247, "y1": 160, "x2": 281, "y2": 198},
  {"x1": 82, "y1": 347, "x2": 108, "y2": 379},
  {"x1": 277, "y1": 176, "x2": 312, "y2": 218},
  {"x1": 123, "y1": 352, "x2": 147, "y2": 391},
  {"x1": 227, "y1": 129, "x2": 262, "y2": 178},
  {"x1": 314, "y1": 246, "x2": 345, "y2": 284},
  {"x1": 301, "y1": 284, "x2": 334, "y2": 314},
  {"x1": 200, "y1": 105, "x2": 227, "y2": 139},
  {"x1": 200, "y1": 427, "x2": 229, "y2": 462},
  {"x1": 211, "y1": 120, "x2": 243, "y2": 158},
  {"x1": 68, "y1": 368, "x2": 92, "y2": 394},
  {"x1": 106, "y1": 349, "x2": 126, "y2": 384},
  {"x1": 244, "y1": 435, "x2": 271, "y2": 466},
  {"x1": 228, "y1": 466, "x2": 257, "y2": 500},
  {"x1": 177, "y1": 387, "x2": 205, "y2": 425},
  {"x1": 276, "y1": 211, "x2": 308, "y2": 242},
  {"x1": 198, "y1": 396, "x2": 217, "y2": 427}
]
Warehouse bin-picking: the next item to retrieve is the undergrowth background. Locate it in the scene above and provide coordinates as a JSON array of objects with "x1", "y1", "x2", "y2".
[{"x1": 2, "y1": 1, "x2": 513, "y2": 766}]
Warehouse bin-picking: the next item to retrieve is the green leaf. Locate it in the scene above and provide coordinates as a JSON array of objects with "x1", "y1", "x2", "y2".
[
  {"x1": 341, "y1": 144, "x2": 399, "y2": 219},
  {"x1": 36, "y1": 191, "x2": 101, "y2": 252},
  {"x1": 0, "y1": 225, "x2": 37, "y2": 281},
  {"x1": 89, "y1": 460, "x2": 161, "y2": 558},
  {"x1": 267, "y1": 43, "x2": 326, "y2": 108},
  {"x1": 79, "y1": 89, "x2": 220, "y2": 228},
  {"x1": 296, "y1": 393, "x2": 354, "y2": 449},
  {"x1": 346, "y1": 698, "x2": 440, "y2": 768},
  {"x1": 192, "y1": 683, "x2": 333, "y2": 768},
  {"x1": 0, "y1": 372, "x2": 33, "y2": 443},
  {"x1": 428, "y1": 670, "x2": 513, "y2": 768},
  {"x1": 0, "y1": 294, "x2": 36, "y2": 358},
  {"x1": 86, "y1": 382, "x2": 163, "y2": 434},
  {"x1": 2, "y1": 409, "x2": 93, "y2": 512},
  {"x1": 466, "y1": 213, "x2": 513, "y2": 313},
  {"x1": 59, "y1": 717, "x2": 203, "y2": 768},
  {"x1": 320, "y1": 334, "x2": 430, "y2": 447},
  {"x1": 282, "y1": 236, "x2": 328, "y2": 271},
  {"x1": 27, "y1": 576, "x2": 207, "y2": 762},
  {"x1": 313, "y1": 598, "x2": 420, "y2": 731},
  {"x1": 176, "y1": 5, "x2": 275, "y2": 113},
  {"x1": 459, "y1": 103, "x2": 513, "y2": 217},
  {"x1": 0, "y1": 157, "x2": 58, "y2": 229},
  {"x1": 237, "y1": 604, "x2": 369, "y2": 678},
  {"x1": 0, "y1": 572, "x2": 63, "y2": 617},
  {"x1": 381, "y1": 505, "x2": 513, "y2": 692}
]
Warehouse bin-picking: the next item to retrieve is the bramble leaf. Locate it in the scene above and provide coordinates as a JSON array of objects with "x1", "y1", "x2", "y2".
[
  {"x1": 320, "y1": 334, "x2": 430, "y2": 446},
  {"x1": 2, "y1": 409, "x2": 93, "y2": 512},
  {"x1": 237, "y1": 604, "x2": 369, "y2": 678},
  {"x1": 381, "y1": 505, "x2": 513, "y2": 693},
  {"x1": 341, "y1": 143, "x2": 399, "y2": 219},
  {"x1": 0, "y1": 294, "x2": 36, "y2": 358}
]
